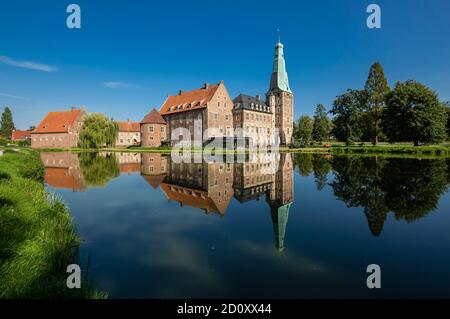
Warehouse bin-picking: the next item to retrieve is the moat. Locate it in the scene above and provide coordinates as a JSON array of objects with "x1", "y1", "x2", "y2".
[{"x1": 41, "y1": 152, "x2": 450, "y2": 298}]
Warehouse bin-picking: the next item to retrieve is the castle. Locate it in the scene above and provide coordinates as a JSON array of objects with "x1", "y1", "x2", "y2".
[{"x1": 31, "y1": 40, "x2": 293, "y2": 149}]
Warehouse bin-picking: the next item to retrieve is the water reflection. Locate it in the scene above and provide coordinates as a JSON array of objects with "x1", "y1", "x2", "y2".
[
  {"x1": 293, "y1": 154, "x2": 449, "y2": 236},
  {"x1": 41, "y1": 152, "x2": 450, "y2": 242},
  {"x1": 40, "y1": 152, "x2": 295, "y2": 251}
]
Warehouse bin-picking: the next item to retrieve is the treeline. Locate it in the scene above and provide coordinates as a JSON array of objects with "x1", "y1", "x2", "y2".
[{"x1": 294, "y1": 62, "x2": 450, "y2": 146}]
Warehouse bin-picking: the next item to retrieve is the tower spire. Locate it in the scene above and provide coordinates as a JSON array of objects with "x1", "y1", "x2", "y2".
[{"x1": 268, "y1": 36, "x2": 291, "y2": 93}]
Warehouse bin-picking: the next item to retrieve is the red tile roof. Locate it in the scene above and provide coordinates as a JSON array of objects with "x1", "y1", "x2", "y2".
[
  {"x1": 120, "y1": 163, "x2": 140, "y2": 174},
  {"x1": 12, "y1": 130, "x2": 32, "y2": 140},
  {"x1": 159, "y1": 84, "x2": 219, "y2": 116},
  {"x1": 142, "y1": 174, "x2": 166, "y2": 189},
  {"x1": 33, "y1": 109, "x2": 83, "y2": 134},
  {"x1": 141, "y1": 108, "x2": 166, "y2": 124},
  {"x1": 44, "y1": 168, "x2": 85, "y2": 191},
  {"x1": 116, "y1": 121, "x2": 140, "y2": 132}
]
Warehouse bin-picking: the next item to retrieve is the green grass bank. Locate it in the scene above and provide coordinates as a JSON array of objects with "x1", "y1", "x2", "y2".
[{"x1": 0, "y1": 149, "x2": 104, "y2": 298}]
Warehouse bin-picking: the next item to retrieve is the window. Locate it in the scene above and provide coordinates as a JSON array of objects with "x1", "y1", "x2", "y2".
[
  {"x1": 149, "y1": 125, "x2": 154, "y2": 132},
  {"x1": 120, "y1": 139, "x2": 123, "y2": 143},
  {"x1": 161, "y1": 126, "x2": 165, "y2": 132}
]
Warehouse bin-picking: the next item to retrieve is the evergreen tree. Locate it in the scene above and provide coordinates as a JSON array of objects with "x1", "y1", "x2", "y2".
[
  {"x1": 0, "y1": 107, "x2": 15, "y2": 140},
  {"x1": 382, "y1": 81, "x2": 447, "y2": 146},
  {"x1": 330, "y1": 89, "x2": 367, "y2": 144},
  {"x1": 364, "y1": 62, "x2": 390, "y2": 145},
  {"x1": 312, "y1": 104, "x2": 332, "y2": 142},
  {"x1": 78, "y1": 113, "x2": 119, "y2": 149}
]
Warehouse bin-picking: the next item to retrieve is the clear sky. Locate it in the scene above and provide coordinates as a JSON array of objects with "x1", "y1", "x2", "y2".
[{"x1": 1, "y1": 0, "x2": 449, "y2": 129}]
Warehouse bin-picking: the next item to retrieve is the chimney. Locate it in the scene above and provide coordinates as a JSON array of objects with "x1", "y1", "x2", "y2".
[
  {"x1": 179, "y1": 90, "x2": 184, "y2": 95},
  {"x1": 219, "y1": 80, "x2": 224, "y2": 85},
  {"x1": 203, "y1": 83, "x2": 209, "y2": 89},
  {"x1": 256, "y1": 95, "x2": 260, "y2": 101}
]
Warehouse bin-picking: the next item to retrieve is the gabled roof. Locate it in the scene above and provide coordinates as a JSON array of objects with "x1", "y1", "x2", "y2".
[
  {"x1": 140, "y1": 108, "x2": 166, "y2": 124},
  {"x1": 159, "y1": 83, "x2": 220, "y2": 116},
  {"x1": 33, "y1": 109, "x2": 83, "y2": 134},
  {"x1": 12, "y1": 130, "x2": 32, "y2": 140},
  {"x1": 116, "y1": 121, "x2": 140, "y2": 132},
  {"x1": 142, "y1": 174, "x2": 166, "y2": 189},
  {"x1": 44, "y1": 168, "x2": 85, "y2": 191}
]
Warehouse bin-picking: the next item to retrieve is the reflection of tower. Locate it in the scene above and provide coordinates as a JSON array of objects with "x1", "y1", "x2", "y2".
[
  {"x1": 269, "y1": 201, "x2": 292, "y2": 252},
  {"x1": 267, "y1": 153, "x2": 294, "y2": 251},
  {"x1": 140, "y1": 153, "x2": 168, "y2": 189}
]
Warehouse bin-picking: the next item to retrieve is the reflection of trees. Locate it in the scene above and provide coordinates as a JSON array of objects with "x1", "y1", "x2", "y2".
[
  {"x1": 330, "y1": 156, "x2": 449, "y2": 236},
  {"x1": 79, "y1": 153, "x2": 120, "y2": 187},
  {"x1": 382, "y1": 159, "x2": 448, "y2": 222},
  {"x1": 293, "y1": 153, "x2": 313, "y2": 176},
  {"x1": 312, "y1": 154, "x2": 331, "y2": 191},
  {"x1": 331, "y1": 156, "x2": 388, "y2": 236}
]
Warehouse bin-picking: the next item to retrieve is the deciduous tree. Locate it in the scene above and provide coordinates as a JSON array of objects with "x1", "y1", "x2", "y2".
[
  {"x1": 78, "y1": 113, "x2": 118, "y2": 149},
  {"x1": 382, "y1": 81, "x2": 447, "y2": 146},
  {"x1": 295, "y1": 115, "x2": 313, "y2": 146},
  {"x1": 312, "y1": 104, "x2": 332, "y2": 143},
  {"x1": 330, "y1": 89, "x2": 367, "y2": 144}
]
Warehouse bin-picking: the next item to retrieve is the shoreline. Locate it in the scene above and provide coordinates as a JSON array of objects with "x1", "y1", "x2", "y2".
[{"x1": 2, "y1": 143, "x2": 450, "y2": 158}]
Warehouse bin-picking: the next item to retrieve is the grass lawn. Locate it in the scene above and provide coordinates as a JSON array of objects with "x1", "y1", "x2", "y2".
[{"x1": 0, "y1": 149, "x2": 104, "y2": 298}]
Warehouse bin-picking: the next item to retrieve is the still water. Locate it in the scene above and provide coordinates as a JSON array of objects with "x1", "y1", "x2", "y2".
[{"x1": 41, "y1": 151, "x2": 450, "y2": 298}]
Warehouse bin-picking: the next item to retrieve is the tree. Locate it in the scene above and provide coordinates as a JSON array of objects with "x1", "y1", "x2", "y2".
[
  {"x1": 444, "y1": 102, "x2": 450, "y2": 139},
  {"x1": 78, "y1": 113, "x2": 118, "y2": 149},
  {"x1": 312, "y1": 104, "x2": 332, "y2": 143},
  {"x1": 364, "y1": 62, "x2": 390, "y2": 145},
  {"x1": 0, "y1": 107, "x2": 15, "y2": 140},
  {"x1": 382, "y1": 81, "x2": 447, "y2": 146},
  {"x1": 330, "y1": 89, "x2": 367, "y2": 144},
  {"x1": 295, "y1": 115, "x2": 313, "y2": 146}
]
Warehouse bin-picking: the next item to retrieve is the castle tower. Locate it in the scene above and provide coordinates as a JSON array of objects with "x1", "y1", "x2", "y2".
[{"x1": 266, "y1": 39, "x2": 294, "y2": 146}]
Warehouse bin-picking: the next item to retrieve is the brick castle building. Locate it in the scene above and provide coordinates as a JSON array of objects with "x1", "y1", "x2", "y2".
[
  {"x1": 31, "y1": 40, "x2": 293, "y2": 149},
  {"x1": 140, "y1": 108, "x2": 167, "y2": 147},
  {"x1": 155, "y1": 39, "x2": 294, "y2": 146},
  {"x1": 31, "y1": 109, "x2": 85, "y2": 149},
  {"x1": 116, "y1": 120, "x2": 141, "y2": 146}
]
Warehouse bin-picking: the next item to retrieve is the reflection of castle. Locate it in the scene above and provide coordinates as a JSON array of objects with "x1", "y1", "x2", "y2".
[
  {"x1": 41, "y1": 152, "x2": 294, "y2": 250},
  {"x1": 160, "y1": 158, "x2": 234, "y2": 216},
  {"x1": 40, "y1": 152, "x2": 85, "y2": 191}
]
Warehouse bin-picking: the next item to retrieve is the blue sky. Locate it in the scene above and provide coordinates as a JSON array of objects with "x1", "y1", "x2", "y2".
[{"x1": 1, "y1": 0, "x2": 449, "y2": 129}]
